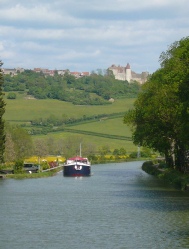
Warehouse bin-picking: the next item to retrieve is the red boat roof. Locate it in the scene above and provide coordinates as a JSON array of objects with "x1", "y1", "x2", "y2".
[{"x1": 68, "y1": 156, "x2": 86, "y2": 160}]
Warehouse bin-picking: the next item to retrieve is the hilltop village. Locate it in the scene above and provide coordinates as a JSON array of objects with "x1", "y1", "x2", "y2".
[{"x1": 2, "y1": 63, "x2": 149, "y2": 84}]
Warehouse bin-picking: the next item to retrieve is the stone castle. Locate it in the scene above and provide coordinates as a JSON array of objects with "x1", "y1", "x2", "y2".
[{"x1": 108, "y1": 63, "x2": 149, "y2": 83}]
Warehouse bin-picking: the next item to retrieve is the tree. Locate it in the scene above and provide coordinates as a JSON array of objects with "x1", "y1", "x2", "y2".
[
  {"x1": 4, "y1": 123, "x2": 35, "y2": 163},
  {"x1": 0, "y1": 61, "x2": 6, "y2": 162},
  {"x1": 158, "y1": 36, "x2": 189, "y2": 170},
  {"x1": 124, "y1": 36, "x2": 189, "y2": 171},
  {"x1": 4, "y1": 132, "x2": 16, "y2": 162},
  {"x1": 62, "y1": 136, "x2": 83, "y2": 159},
  {"x1": 124, "y1": 69, "x2": 183, "y2": 168},
  {"x1": 99, "y1": 145, "x2": 110, "y2": 156},
  {"x1": 34, "y1": 138, "x2": 48, "y2": 158},
  {"x1": 11, "y1": 126, "x2": 34, "y2": 160}
]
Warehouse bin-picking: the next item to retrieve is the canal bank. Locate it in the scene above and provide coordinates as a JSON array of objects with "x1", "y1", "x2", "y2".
[{"x1": 142, "y1": 160, "x2": 189, "y2": 191}]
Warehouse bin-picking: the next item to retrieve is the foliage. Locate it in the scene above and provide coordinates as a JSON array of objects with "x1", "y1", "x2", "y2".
[
  {"x1": 129, "y1": 150, "x2": 151, "y2": 159},
  {"x1": 30, "y1": 112, "x2": 125, "y2": 127},
  {"x1": 124, "y1": 36, "x2": 189, "y2": 171},
  {"x1": 5, "y1": 123, "x2": 34, "y2": 161},
  {"x1": 4, "y1": 95, "x2": 136, "y2": 154},
  {"x1": 142, "y1": 160, "x2": 189, "y2": 190},
  {"x1": 14, "y1": 159, "x2": 24, "y2": 174},
  {"x1": 0, "y1": 61, "x2": 6, "y2": 162},
  {"x1": 7, "y1": 167, "x2": 62, "y2": 179},
  {"x1": 40, "y1": 161, "x2": 50, "y2": 170},
  {"x1": 113, "y1": 147, "x2": 127, "y2": 156},
  {"x1": 3, "y1": 70, "x2": 141, "y2": 105},
  {"x1": 34, "y1": 138, "x2": 48, "y2": 158},
  {"x1": 7, "y1": 92, "x2": 16, "y2": 99},
  {"x1": 4, "y1": 132, "x2": 16, "y2": 162}
]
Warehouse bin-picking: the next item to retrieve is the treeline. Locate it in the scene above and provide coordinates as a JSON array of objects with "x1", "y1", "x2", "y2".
[
  {"x1": 124, "y1": 36, "x2": 189, "y2": 172},
  {"x1": 30, "y1": 112, "x2": 125, "y2": 127},
  {"x1": 21, "y1": 112, "x2": 128, "y2": 136},
  {"x1": 4, "y1": 123, "x2": 143, "y2": 164},
  {"x1": 63, "y1": 128, "x2": 132, "y2": 141},
  {"x1": 3, "y1": 70, "x2": 141, "y2": 105}
]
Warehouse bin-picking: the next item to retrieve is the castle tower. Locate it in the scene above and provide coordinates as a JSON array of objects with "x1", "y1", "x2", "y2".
[{"x1": 125, "y1": 63, "x2": 131, "y2": 83}]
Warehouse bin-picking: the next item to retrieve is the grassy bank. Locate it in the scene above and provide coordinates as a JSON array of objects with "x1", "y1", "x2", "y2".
[
  {"x1": 5, "y1": 167, "x2": 63, "y2": 179},
  {"x1": 142, "y1": 161, "x2": 189, "y2": 191}
]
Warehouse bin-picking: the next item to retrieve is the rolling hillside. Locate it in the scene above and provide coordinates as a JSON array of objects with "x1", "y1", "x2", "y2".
[{"x1": 4, "y1": 93, "x2": 137, "y2": 152}]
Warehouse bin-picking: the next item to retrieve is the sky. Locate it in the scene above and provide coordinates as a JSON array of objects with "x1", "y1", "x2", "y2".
[{"x1": 0, "y1": 0, "x2": 188, "y2": 74}]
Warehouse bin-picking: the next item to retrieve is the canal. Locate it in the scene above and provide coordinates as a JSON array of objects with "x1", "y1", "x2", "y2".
[{"x1": 1, "y1": 161, "x2": 189, "y2": 249}]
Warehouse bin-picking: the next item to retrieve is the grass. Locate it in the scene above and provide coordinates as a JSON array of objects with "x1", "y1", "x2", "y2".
[
  {"x1": 6, "y1": 168, "x2": 63, "y2": 179},
  {"x1": 35, "y1": 132, "x2": 137, "y2": 153},
  {"x1": 4, "y1": 93, "x2": 137, "y2": 152},
  {"x1": 68, "y1": 117, "x2": 132, "y2": 137},
  {"x1": 4, "y1": 93, "x2": 135, "y2": 122}
]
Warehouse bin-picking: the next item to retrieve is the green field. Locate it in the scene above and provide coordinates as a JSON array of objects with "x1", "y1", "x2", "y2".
[
  {"x1": 69, "y1": 117, "x2": 132, "y2": 137},
  {"x1": 4, "y1": 93, "x2": 137, "y2": 152},
  {"x1": 4, "y1": 92, "x2": 134, "y2": 121}
]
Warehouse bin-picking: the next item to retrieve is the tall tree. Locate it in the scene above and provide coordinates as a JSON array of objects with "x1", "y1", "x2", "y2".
[
  {"x1": 0, "y1": 61, "x2": 6, "y2": 162},
  {"x1": 124, "y1": 36, "x2": 189, "y2": 171}
]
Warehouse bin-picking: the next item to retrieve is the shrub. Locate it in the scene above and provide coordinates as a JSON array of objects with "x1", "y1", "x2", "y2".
[
  {"x1": 40, "y1": 162, "x2": 50, "y2": 170},
  {"x1": 129, "y1": 152, "x2": 137, "y2": 158},
  {"x1": 14, "y1": 159, "x2": 24, "y2": 173},
  {"x1": 7, "y1": 92, "x2": 16, "y2": 99}
]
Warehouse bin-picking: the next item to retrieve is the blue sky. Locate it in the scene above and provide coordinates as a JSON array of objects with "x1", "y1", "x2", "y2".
[{"x1": 0, "y1": 0, "x2": 188, "y2": 73}]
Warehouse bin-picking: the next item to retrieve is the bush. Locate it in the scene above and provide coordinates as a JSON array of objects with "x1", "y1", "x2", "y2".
[
  {"x1": 141, "y1": 161, "x2": 159, "y2": 175},
  {"x1": 129, "y1": 152, "x2": 137, "y2": 158},
  {"x1": 14, "y1": 159, "x2": 24, "y2": 173},
  {"x1": 7, "y1": 92, "x2": 16, "y2": 99},
  {"x1": 40, "y1": 162, "x2": 50, "y2": 170}
]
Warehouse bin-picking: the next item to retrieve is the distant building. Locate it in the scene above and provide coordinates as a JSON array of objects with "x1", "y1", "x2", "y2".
[
  {"x1": 80, "y1": 72, "x2": 90, "y2": 76},
  {"x1": 108, "y1": 63, "x2": 148, "y2": 83},
  {"x1": 70, "y1": 71, "x2": 90, "y2": 78},
  {"x1": 2, "y1": 67, "x2": 24, "y2": 76},
  {"x1": 33, "y1": 68, "x2": 90, "y2": 78},
  {"x1": 33, "y1": 68, "x2": 55, "y2": 76},
  {"x1": 57, "y1": 70, "x2": 68, "y2": 76},
  {"x1": 70, "y1": 72, "x2": 81, "y2": 78}
]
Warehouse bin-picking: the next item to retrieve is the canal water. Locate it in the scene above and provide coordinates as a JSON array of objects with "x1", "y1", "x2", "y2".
[{"x1": 1, "y1": 161, "x2": 189, "y2": 249}]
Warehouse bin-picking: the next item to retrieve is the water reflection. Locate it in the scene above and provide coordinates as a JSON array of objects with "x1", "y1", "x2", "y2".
[{"x1": 1, "y1": 161, "x2": 189, "y2": 249}]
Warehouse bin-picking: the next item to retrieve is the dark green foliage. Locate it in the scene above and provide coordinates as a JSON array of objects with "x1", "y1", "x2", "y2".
[
  {"x1": 7, "y1": 92, "x2": 16, "y2": 99},
  {"x1": 141, "y1": 161, "x2": 160, "y2": 175},
  {"x1": 0, "y1": 61, "x2": 6, "y2": 162},
  {"x1": 3, "y1": 70, "x2": 141, "y2": 105},
  {"x1": 30, "y1": 112, "x2": 126, "y2": 128},
  {"x1": 14, "y1": 159, "x2": 24, "y2": 173},
  {"x1": 142, "y1": 160, "x2": 189, "y2": 190},
  {"x1": 113, "y1": 147, "x2": 127, "y2": 156},
  {"x1": 124, "y1": 36, "x2": 189, "y2": 171},
  {"x1": 88, "y1": 154, "x2": 98, "y2": 162}
]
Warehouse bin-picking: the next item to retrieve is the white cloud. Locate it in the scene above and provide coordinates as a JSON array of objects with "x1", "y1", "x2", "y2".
[
  {"x1": 0, "y1": 3, "x2": 82, "y2": 28},
  {"x1": 0, "y1": 0, "x2": 189, "y2": 73}
]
